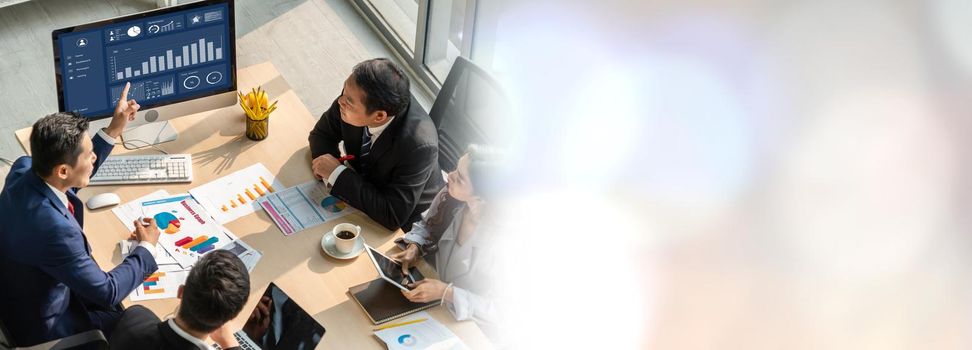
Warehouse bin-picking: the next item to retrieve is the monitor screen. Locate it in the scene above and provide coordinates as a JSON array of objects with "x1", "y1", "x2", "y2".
[{"x1": 52, "y1": 0, "x2": 235, "y2": 120}]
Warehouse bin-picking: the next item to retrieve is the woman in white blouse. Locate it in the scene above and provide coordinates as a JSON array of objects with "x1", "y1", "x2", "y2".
[{"x1": 391, "y1": 144, "x2": 503, "y2": 336}]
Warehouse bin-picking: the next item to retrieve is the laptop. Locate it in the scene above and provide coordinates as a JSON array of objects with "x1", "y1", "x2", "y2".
[{"x1": 225, "y1": 282, "x2": 325, "y2": 350}]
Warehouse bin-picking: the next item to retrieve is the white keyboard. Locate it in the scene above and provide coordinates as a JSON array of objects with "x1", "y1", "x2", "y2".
[{"x1": 89, "y1": 154, "x2": 193, "y2": 185}]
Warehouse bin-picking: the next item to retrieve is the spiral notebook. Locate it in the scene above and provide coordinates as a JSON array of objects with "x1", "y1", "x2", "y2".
[{"x1": 349, "y1": 278, "x2": 441, "y2": 324}]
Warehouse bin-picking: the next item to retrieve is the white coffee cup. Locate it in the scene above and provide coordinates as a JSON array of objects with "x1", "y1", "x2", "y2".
[{"x1": 332, "y1": 223, "x2": 361, "y2": 254}]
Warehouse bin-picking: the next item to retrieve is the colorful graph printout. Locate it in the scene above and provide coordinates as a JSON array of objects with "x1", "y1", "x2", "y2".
[
  {"x1": 141, "y1": 194, "x2": 235, "y2": 268},
  {"x1": 188, "y1": 163, "x2": 284, "y2": 224},
  {"x1": 257, "y1": 180, "x2": 356, "y2": 235},
  {"x1": 129, "y1": 264, "x2": 189, "y2": 301}
]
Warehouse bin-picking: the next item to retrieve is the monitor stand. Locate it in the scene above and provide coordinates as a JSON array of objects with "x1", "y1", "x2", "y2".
[{"x1": 121, "y1": 121, "x2": 178, "y2": 150}]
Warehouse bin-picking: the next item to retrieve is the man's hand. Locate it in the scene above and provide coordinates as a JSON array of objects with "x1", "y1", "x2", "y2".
[
  {"x1": 105, "y1": 82, "x2": 141, "y2": 138},
  {"x1": 312, "y1": 154, "x2": 341, "y2": 181},
  {"x1": 402, "y1": 279, "x2": 451, "y2": 303},
  {"x1": 389, "y1": 243, "x2": 420, "y2": 276},
  {"x1": 209, "y1": 322, "x2": 240, "y2": 349},
  {"x1": 132, "y1": 217, "x2": 160, "y2": 246}
]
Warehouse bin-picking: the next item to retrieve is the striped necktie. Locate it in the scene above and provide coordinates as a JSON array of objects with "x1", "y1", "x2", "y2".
[{"x1": 360, "y1": 128, "x2": 372, "y2": 173}]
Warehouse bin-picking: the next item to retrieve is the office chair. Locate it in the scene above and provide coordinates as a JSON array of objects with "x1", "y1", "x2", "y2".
[
  {"x1": 428, "y1": 57, "x2": 508, "y2": 172},
  {"x1": 0, "y1": 318, "x2": 107, "y2": 350}
]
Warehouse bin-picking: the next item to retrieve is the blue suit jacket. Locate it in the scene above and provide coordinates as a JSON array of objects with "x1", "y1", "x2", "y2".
[{"x1": 0, "y1": 134, "x2": 158, "y2": 346}]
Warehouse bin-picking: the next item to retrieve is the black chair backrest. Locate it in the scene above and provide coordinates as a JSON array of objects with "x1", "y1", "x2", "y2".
[{"x1": 428, "y1": 57, "x2": 508, "y2": 172}]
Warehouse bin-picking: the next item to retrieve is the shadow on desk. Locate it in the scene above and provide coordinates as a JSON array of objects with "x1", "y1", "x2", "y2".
[
  {"x1": 195, "y1": 135, "x2": 257, "y2": 174},
  {"x1": 315, "y1": 299, "x2": 386, "y2": 349}
]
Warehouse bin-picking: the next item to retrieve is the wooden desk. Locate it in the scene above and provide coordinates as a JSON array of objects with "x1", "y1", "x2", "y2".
[{"x1": 14, "y1": 62, "x2": 492, "y2": 349}]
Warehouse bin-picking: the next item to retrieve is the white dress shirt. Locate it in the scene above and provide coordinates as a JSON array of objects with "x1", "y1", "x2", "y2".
[
  {"x1": 402, "y1": 198, "x2": 501, "y2": 337},
  {"x1": 167, "y1": 319, "x2": 214, "y2": 350},
  {"x1": 326, "y1": 116, "x2": 396, "y2": 185}
]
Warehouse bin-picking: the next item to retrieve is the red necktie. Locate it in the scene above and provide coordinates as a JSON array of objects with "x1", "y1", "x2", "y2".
[{"x1": 68, "y1": 201, "x2": 75, "y2": 216}]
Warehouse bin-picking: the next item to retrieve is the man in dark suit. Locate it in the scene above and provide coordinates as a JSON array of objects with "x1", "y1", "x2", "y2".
[
  {"x1": 309, "y1": 58, "x2": 445, "y2": 231},
  {"x1": 0, "y1": 83, "x2": 160, "y2": 346},
  {"x1": 109, "y1": 250, "x2": 250, "y2": 350}
]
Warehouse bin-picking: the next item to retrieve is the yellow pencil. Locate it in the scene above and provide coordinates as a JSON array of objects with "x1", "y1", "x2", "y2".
[{"x1": 373, "y1": 318, "x2": 427, "y2": 331}]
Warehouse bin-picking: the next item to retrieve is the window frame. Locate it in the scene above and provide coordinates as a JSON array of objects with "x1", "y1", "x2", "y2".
[{"x1": 348, "y1": 0, "x2": 481, "y2": 96}]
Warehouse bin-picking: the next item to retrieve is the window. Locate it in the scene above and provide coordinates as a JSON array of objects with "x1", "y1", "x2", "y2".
[
  {"x1": 350, "y1": 0, "x2": 495, "y2": 95},
  {"x1": 366, "y1": 0, "x2": 418, "y2": 49}
]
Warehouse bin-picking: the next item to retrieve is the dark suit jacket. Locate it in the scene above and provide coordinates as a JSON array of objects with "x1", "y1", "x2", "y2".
[
  {"x1": 309, "y1": 96, "x2": 445, "y2": 231},
  {"x1": 109, "y1": 305, "x2": 241, "y2": 350},
  {"x1": 0, "y1": 135, "x2": 158, "y2": 346}
]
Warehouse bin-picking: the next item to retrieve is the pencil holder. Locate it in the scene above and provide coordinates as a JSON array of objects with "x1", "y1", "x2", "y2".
[
  {"x1": 245, "y1": 113, "x2": 269, "y2": 140},
  {"x1": 240, "y1": 86, "x2": 277, "y2": 141}
]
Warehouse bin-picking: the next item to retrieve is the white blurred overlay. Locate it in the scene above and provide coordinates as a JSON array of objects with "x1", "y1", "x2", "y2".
[{"x1": 487, "y1": 0, "x2": 972, "y2": 349}]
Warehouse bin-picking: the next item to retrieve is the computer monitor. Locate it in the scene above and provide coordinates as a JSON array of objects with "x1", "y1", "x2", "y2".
[{"x1": 52, "y1": 0, "x2": 237, "y2": 148}]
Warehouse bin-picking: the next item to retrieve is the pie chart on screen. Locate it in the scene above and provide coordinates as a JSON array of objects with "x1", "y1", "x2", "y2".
[{"x1": 153, "y1": 211, "x2": 182, "y2": 234}]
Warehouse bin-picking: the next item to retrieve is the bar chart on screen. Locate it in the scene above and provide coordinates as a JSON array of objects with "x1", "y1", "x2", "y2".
[
  {"x1": 189, "y1": 163, "x2": 285, "y2": 224},
  {"x1": 129, "y1": 264, "x2": 189, "y2": 301},
  {"x1": 107, "y1": 25, "x2": 225, "y2": 83},
  {"x1": 109, "y1": 76, "x2": 175, "y2": 104}
]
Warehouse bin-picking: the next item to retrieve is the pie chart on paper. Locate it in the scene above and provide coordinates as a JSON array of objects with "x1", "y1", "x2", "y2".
[
  {"x1": 153, "y1": 211, "x2": 182, "y2": 234},
  {"x1": 397, "y1": 334, "x2": 416, "y2": 346},
  {"x1": 320, "y1": 196, "x2": 347, "y2": 213}
]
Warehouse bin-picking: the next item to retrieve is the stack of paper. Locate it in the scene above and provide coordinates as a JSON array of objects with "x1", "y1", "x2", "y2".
[{"x1": 112, "y1": 164, "x2": 278, "y2": 301}]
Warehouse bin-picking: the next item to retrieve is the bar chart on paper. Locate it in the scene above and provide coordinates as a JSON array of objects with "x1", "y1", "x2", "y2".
[
  {"x1": 173, "y1": 235, "x2": 220, "y2": 254},
  {"x1": 142, "y1": 194, "x2": 236, "y2": 268},
  {"x1": 166, "y1": 227, "x2": 235, "y2": 263},
  {"x1": 129, "y1": 265, "x2": 189, "y2": 301},
  {"x1": 188, "y1": 163, "x2": 285, "y2": 224}
]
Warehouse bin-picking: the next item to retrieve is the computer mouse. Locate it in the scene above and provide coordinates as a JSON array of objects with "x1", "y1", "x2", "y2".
[{"x1": 86, "y1": 193, "x2": 121, "y2": 210}]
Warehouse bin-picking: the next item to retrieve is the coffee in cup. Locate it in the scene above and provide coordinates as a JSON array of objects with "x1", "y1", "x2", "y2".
[{"x1": 332, "y1": 223, "x2": 361, "y2": 254}]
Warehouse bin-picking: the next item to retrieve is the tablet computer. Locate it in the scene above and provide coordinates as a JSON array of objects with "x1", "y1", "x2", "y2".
[{"x1": 365, "y1": 244, "x2": 424, "y2": 291}]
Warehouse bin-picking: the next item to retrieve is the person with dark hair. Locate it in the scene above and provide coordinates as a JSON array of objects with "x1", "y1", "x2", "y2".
[
  {"x1": 109, "y1": 250, "x2": 250, "y2": 350},
  {"x1": 389, "y1": 144, "x2": 505, "y2": 338},
  {"x1": 0, "y1": 84, "x2": 160, "y2": 346},
  {"x1": 309, "y1": 58, "x2": 445, "y2": 231}
]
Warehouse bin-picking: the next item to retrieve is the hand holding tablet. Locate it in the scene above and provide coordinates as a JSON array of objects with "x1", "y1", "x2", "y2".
[{"x1": 365, "y1": 245, "x2": 424, "y2": 291}]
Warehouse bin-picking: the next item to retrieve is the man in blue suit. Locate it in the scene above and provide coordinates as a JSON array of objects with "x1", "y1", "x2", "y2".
[{"x1": 0, "y1": 83, "x2": 161, "y2": 346}]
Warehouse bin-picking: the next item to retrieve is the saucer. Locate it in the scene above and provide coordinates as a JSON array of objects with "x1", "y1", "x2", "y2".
[{"x1": 321, "y1": 231, "x2": 364, "y2": 260}]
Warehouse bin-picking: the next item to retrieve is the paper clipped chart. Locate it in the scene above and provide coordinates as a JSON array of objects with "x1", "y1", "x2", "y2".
[
  {"x1": 141, "y1": 194, "x2": 236, "y2": 268},
  {"x1": 129, "y1": 264, "x2": 189, "y2": 301},
  {"x1": 257, "y1": 180, "x2": 357, "y2": 235},
  {"x1": 188, "y1": 163, "x2": 284, "y2": 224}
]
